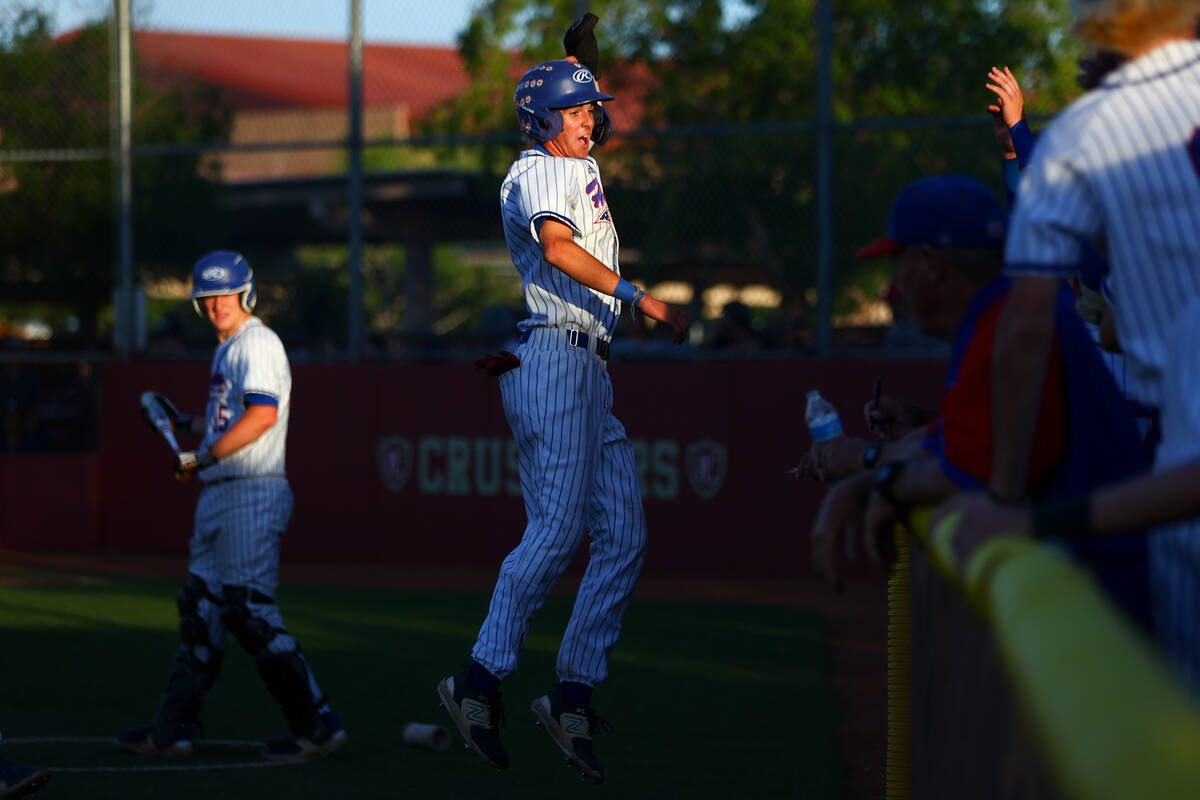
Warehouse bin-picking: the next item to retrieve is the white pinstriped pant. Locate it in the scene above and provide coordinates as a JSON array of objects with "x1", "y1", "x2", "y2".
[
  {"x1": 472, "y1": 336, "x2": 647, "y2": 686},
  {"x1": 1149, "y1": 521, "x2": 1200, "y2": 702},
  {"x1": 190, "y1": 477, "x2": 291, "y2": 598},
  {"x1": 188, "y1": 477, "x2": 324, "y2": 701}
]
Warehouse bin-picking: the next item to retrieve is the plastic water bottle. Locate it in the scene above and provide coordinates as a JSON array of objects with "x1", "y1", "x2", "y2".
[{"x1": 805, "y1": 390, "x2": 843, "y2": 442}]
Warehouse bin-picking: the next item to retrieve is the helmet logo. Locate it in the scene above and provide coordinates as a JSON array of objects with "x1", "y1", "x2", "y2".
[
  {"x1": 572, "y1": 68, "x2": 594, "y2": 84},
  {"x1": 201, "y1": 267, "x2": 226, "y2": 281}
]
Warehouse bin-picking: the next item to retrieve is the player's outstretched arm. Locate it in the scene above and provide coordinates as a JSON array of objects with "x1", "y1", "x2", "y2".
[
  {"x1": 540, "y1": 218, "x2": 689, "y2": 343},
  {"x1": 935, "y1": 459, "x2": 1200, "y2": 562},
  {"x1": 636, "y1": 294, "x2": 689, "y2": 344}
]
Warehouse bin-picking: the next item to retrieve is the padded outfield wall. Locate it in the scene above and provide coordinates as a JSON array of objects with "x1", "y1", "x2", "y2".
[{"x1": 2, "y1": 358, "x2": 946, "y2": 578}]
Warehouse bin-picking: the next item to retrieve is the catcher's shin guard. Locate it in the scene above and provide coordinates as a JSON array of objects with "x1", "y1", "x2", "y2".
[
  {"x1": 151, "y1": 575, "x2": 225, "y2": 746},
  {"x1": 221, "y1": 586, "x2": 325, "y2": 739}
]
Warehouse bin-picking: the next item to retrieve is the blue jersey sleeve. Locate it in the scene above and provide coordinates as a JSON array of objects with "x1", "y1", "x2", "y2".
[{"x1": 1010, "y1": 120, "x2": 1036, "y2": 168}]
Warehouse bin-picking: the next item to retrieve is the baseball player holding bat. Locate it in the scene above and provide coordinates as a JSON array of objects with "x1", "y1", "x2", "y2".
[
  {"x1": 438, "y1": 21, "x2": 689, "y2": 784},
  {"x1": 117, "y1": 251, "x2": 345, "y2": 760}
]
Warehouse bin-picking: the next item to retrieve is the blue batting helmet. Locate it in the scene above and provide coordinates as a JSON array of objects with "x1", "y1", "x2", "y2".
[
  {"x1": 514, "y1": 60, "x2": 613, "y2": 143},
  {"x1": 189, "y1": 250, "x2": 256, "y2": 316}
]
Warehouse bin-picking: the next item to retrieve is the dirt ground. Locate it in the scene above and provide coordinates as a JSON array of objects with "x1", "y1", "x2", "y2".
[{"x1": 2, "y1": 550, "x2": 888, "y2": 799}]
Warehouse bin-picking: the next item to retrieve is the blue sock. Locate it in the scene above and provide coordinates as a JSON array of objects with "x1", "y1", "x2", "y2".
[
  {"x1": 560, "y1": 681, "x2": 592, "y2": 708},
  {"x1": 467, "y1": 661, "x2": 501, "y2": 693}
]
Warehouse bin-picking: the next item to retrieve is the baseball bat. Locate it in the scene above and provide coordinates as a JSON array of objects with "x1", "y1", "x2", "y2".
[{"x1": 140, "y1": 390, "x2": 183, "y2": 455}]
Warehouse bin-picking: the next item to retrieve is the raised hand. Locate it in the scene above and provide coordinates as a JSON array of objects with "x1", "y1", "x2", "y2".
[{"x1": 985, "y1": 66, "x2": 1025, "y2": 128}]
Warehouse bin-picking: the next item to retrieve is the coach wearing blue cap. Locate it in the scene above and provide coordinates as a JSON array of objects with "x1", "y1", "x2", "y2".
[{"x1": 810, "y1": 175, "x2": 1150, "y2": 627}]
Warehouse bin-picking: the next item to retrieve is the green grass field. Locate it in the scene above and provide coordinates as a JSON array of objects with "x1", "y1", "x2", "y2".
[{"x1": 0, "y1": 563, "x2": 843, "y2": 799}]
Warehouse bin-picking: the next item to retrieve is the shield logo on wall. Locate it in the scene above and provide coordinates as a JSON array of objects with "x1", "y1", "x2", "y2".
[
  {"x1": 685, "y1": 439, "x2": 727, "y2": 501},
  {"x1": 376, "y1": 436, "x2": 414, "y2": 493}
]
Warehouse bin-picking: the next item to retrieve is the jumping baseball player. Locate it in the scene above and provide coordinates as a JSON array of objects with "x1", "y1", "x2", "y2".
[
  {"x1": 961, "y1": 0, "x2": 1200, "y2": 692},
  {"x1": 437, "y1": 59, "x2": 689, "y2": 784},
  {"x1": 117, "y1": 251, "x2": 346, "y2": 760}
]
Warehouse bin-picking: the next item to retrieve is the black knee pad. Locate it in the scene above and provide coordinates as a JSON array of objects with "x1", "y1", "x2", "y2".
[
  {"x1": 177, "y1": 574, "x2": 220, "y2": 654},
  {"x1": 220, "y1": 585, "x2": 278, "y2": 658}
]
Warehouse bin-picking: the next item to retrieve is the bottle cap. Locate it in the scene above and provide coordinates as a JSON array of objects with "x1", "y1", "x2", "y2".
[{"x1": 806, "y1": 390, "x2": 820, "y2": 400}]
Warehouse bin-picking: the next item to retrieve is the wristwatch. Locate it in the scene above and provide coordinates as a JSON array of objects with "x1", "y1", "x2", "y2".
[
  {"x1": 873, "y1": 461, "x2": 908, "y2": 507},
  {"x1": 862, "y1": 442, "x2": 884, "y2": 469}
]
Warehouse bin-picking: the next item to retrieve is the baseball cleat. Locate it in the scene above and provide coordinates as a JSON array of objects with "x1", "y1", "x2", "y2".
[
  {"x1": 436, "y1": 669, "x2": 508, "y2": 770},
  {"x1": 261, "y1": 711, "x2": 347, "y2": 761},
  {"x1": 0, "y1": 757, "x2": 50, "y2": 800},
  {"x1": 114, "y1": 722, "x2": 197, "y2": 756},
  {"x1": 530, "y1": 685, "x2": 613, "y2": 784}
]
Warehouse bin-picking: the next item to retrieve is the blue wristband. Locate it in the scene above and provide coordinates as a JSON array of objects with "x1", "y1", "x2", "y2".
[
  {"x1": 1010, "y1": 120, "x2": 1036, "y2": 168},
  {"x1": 613, "y1": 277, "x2": 640, "y2": 303}
]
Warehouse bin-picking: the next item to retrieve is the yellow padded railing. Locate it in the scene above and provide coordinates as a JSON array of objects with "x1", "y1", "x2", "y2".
[{"x1": 892, "y1": 506, "x2": 1200, "y2": 800}]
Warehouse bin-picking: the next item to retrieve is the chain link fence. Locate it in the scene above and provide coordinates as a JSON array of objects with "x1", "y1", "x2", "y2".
[{"x1": 1, "y1": 0, "x2": 1077, "y2": 450}]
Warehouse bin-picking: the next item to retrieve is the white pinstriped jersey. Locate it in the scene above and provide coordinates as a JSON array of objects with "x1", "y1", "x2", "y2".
[
  {"x1": 198, "y1": 317, "x2": 290, "y2": 480},
  {"x1": 500, "y1": 146, "x2": 622, "y2": 340},
  {"x1": 1158, "y1": 299, "x2": 1200, "y2": 470},
  {"x1": 1005, "y1": 40, "x2": 1200, "y2": 408}
]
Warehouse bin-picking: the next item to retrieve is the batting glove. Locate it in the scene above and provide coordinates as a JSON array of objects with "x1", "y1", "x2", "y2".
[
  {"x1": 564, "y1": 12, "x2": 600, "y2": 75},
  {"x1": 473, "y1": 350, "x2": 520, "y2": 377},
  {"x1": 175, "y1": 449, "x2": 216, "y2": 482}
]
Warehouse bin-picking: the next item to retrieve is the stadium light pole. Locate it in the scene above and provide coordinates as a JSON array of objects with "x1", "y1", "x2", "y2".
[
  {"x1": 347, "y1": 0, "x2": 365, "y2": 359},
  {"x1": 816, "y1": 0, "x2": 833, "y2": 357},
  {"x1": 113, "y1": 0, "x2": 134, "y2": 359}
]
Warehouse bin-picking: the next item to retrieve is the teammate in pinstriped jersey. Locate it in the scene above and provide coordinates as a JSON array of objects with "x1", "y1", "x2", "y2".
[
  {"x1": 438, "y1": 59, "x2": 689, "y2": 783},
  {"x1": 986, "y1": 61, "x2": 1157, "y2": 444},
  {"x1": 958, "y1": 1, "x2": 1200, "y2": 693},
  {"x1": 117, "y1": 251, "x2": 346, "y2": 761}
]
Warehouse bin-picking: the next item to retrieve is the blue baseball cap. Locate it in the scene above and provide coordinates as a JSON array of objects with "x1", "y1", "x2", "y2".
[{"x1": 855, "y1": 175, "x2": 1007, "y2": 258}]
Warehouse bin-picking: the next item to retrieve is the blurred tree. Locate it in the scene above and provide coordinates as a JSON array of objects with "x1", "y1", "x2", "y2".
[
  {"x1": 422, "y1": 0, "x2": 1083, "y2": 324},
  {"x1": 0, "y1": 9, "x2": 231, "y2": 348}
]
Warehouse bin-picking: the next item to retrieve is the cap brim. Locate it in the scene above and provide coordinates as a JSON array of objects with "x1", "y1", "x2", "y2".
[{"x1": 854, "y1": 239, "x2": 902, "y2": 259}]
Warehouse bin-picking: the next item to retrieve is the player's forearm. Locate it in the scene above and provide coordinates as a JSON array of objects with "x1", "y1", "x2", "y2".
[
  {"x1": 1090, "y1": 461, "x2": 1200, "y2": 533},
  {"x1": 209, "y1": 405, "x2": 277, "y2": 460},
  {"x1": 891, "y1": 455, "x2": 959, "y2": 507},
  {"x1": 885, "y1": 431, "x2": 927, "y2": 463},
  {"x1": 989, "y1": 280, "x2": 1057, "y2": 500},
  {"x1": 543, "y1": 234, "x2": 623, "y2": 296}
]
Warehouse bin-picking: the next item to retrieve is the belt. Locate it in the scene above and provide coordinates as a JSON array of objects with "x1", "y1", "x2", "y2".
[
  {"x1": 519, "y1": 328, "x2": 609, "y2": 361},
  {"x1": 204, "y1": 473, "x2": 287, "y2": 487}
]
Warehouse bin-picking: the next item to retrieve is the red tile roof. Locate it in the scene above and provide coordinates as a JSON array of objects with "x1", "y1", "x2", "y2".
[
  {"x1": 131, "y1": 30, "x2": 649, "y2": 133},
  {"x1": 133, "y1": 31, "x2": 470, "y2": 117}
]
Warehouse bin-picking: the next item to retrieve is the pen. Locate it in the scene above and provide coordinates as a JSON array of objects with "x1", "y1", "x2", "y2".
[{"x1": 869, "y1": 378, "x2": 882, "y2": 431}]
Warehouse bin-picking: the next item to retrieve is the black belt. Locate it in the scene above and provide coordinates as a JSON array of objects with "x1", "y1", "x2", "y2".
[
  {"x1": 520, "y1": 328, "x2": 609, "y2": 361},
  {"x1": 204, "y1": 474, "x2": 287, "y2": 487}
]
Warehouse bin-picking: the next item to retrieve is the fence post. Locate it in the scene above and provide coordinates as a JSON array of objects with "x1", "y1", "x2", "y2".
[
  {"x1": 112, "y1": 0, "x2": 134, "y2": 358},
  {"x1": 815, "y1": 0, "x2": 833, "y2": 357},
  {"x1": 347, "y1": 0, "x2": 365, "y2": 359}
]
